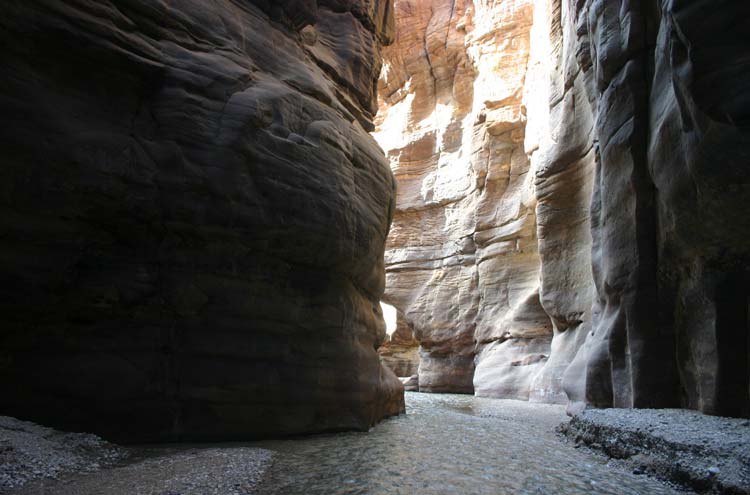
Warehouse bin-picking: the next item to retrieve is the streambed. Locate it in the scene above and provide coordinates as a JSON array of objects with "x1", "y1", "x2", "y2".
[{"x1": 253, "y1": 392, "x2": 685, "y2": 495}]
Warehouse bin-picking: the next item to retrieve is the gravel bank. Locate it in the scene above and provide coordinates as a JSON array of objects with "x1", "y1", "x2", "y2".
[
  {"x1": 0, "y1": 416, "x2": 126, "y2": 492},
  {"x1": 0, "y1": 416, "x2": 273, "y2": 495},
  {"x1": 560, "y1": 408, "x2": 750, "y2": 494},
  {"x1": 14, "y1": 447, "x2": 274, "y2": 495}
]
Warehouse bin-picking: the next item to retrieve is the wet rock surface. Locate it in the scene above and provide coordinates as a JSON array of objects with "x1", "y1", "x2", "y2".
[{"x1": 561, "y1": 408, "x2": 750, "y2": 494}]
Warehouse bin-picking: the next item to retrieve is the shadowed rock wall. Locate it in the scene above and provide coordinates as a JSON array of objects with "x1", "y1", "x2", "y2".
[
  {"x1": 0, "y1": 0, "x2": 404, "y2": 442},
  {"x1": 551, "y1": 0, "x2": 750, "y2": 417}
]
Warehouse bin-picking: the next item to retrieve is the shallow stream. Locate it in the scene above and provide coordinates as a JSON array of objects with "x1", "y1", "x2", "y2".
[{"x1": 253, "y1": 392, "x2": 684, "y2": 495}]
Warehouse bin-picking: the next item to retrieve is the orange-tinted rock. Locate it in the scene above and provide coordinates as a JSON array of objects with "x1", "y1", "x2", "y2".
[
  {"x1": 374, "y1": 0, "x2": 558, "y2": 398},
  {"x1": 377, "y1": 0, "x2": 750, "y2": 418}
]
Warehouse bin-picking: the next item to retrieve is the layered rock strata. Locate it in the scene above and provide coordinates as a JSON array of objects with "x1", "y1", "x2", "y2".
[
  {"x1": 0, "y1": 0, "x2": 403, "y2": 442},
  {"x1": 375, "y1": 0, "x2": 563, "y2": 400},
  {"x1": 377, "y1": 0, "x2": 750, "y2": 417}
]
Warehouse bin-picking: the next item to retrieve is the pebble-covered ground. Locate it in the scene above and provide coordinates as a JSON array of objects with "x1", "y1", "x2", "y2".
[
  {"x1": 561, "y1": 408, "x2": 750, "y2": 494},
  {"x1": 0, "y1": 416, "x2": 126, "y2": 492},
  {"x1": 12, "y1": 447, "x2": 273, "y2": 495},
  {"x1": 0, "y1": 416, "x2": 273, "y2": 495}
]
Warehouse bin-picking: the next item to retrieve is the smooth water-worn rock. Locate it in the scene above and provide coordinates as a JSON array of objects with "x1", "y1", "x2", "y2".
[
  {"x1": 376, "y1": 0, "x2": 750, "y2": 417},
  {"x1": 647, "y1": 0, "x2": 750, "y2": 418},
  {"x1": 550, "y1": 0, "x2": 750, "y2": 416},
  {"x1": 0, "y1": 0, "x2": 403, "y2": 442}
]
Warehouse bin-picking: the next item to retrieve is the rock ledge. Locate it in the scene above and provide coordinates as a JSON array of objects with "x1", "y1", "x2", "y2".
[{"x1": 560, "y1": 409, "x2": 750, "y2": 494}]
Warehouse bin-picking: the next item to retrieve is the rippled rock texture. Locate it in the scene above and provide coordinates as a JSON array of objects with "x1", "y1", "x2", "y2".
[
  {"x1": 374, "y1": 0, "x2": 554, "y2": 398},
  {"x1": 0, "y1": 0, "x2": 404, "y2": 442},
  {"x1": 376, "y1": 0, "x2": 750, "y2": 416}
]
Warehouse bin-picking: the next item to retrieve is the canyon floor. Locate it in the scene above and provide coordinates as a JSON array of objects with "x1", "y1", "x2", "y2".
[{"x1": 3, "y1": 393, "x2": 748, "y2": 495}]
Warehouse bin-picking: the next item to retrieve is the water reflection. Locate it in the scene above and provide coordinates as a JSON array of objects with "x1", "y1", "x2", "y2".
[{"x1": 253, "y1": 393, "x2": 684, "y2": 495}]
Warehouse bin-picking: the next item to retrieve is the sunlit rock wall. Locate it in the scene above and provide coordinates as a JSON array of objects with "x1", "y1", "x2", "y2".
[
  {"x1": 374, "y1": 0, "x2": 560, "y2": 399},
  {"x1": 0, "y1": 0, "x2": 405, "y2": 442},
  {"x1": 523, "y1": 0, "x2": 596, "y2": 406},
  {"x1": 377, "y1": 0, "x2": 750, "y2": 416}
]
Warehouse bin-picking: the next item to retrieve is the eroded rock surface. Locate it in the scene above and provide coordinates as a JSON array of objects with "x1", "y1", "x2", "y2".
[
  {"x1": 374, "y1": 0, "x2": 557, "y2": 399},
  {"x1": 554, "y1": 0, "x2": 750, "y2": 416},
  {"x1": 376, "y1": 0, "x2": 750, "y2": 416},
  {"x1": 0, "y1": 0, "x2": 403, "y2": 442}
]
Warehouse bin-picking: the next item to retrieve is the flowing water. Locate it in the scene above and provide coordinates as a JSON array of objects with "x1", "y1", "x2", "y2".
[{"x1": 253, "y1": 392, "x2": 685, "y2": 495}]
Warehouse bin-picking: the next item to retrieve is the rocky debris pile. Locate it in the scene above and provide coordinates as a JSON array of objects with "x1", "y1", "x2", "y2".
[
  {"x1": 560, "y1": 409, "x2": 750, "y2": 494},
  {"x1": 0, "y1": 416, "x2": 126, "y2": 492}
]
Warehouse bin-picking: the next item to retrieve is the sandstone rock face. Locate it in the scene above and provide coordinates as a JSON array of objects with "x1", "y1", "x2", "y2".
[
  {"x1": 547, "y1": 0, "x2": 750, "y2": 416},
  {"x1": 0, "y1": 0, "x2": 403, "y2": 442},
  {"x1": 374, "y1": 0, "x2": 562, "y2": 400},
  {"x1": 377, "y1": 0, "x2": 750, "y2": 417},
  {"x1": 645, "y1": 0, "x2": 750, "y2": 417},
  {"x1": 522, "y1": 0, "x2": 599, "y2": 409}
]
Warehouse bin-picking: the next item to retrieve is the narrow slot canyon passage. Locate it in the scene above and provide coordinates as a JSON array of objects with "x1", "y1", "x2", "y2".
[{"x1": 1, "y1": 0, "x2": 749, "y2": 494}]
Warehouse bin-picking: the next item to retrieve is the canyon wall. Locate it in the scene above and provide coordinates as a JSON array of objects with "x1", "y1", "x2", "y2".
[
  {"x1": 593, "y1": 0, "x2": 749, "y2": 416},
  {"x1": 0, "y1": 0, "x2": 404, "y2": 442},
  {"x1": 377, "y1": 0, "x2": 750, "y2": 417},
  {"x1": 549, "y1": 0, "x2": 750, "y2": 417},
  {"x1": 374, "y1": 0, "x2": 559, "y2": 399}
]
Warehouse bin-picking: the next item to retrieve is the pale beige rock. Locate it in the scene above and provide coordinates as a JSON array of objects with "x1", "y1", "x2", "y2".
[
  {"x1": 522, "y1": 0, "x2": 597, "y2": 405},
  {"x1": 374, "y1": 0, "x2": 558, "y2": 399},
  {"x1": 377, "y1": 0, "x2": 750, "y2": 418}
]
